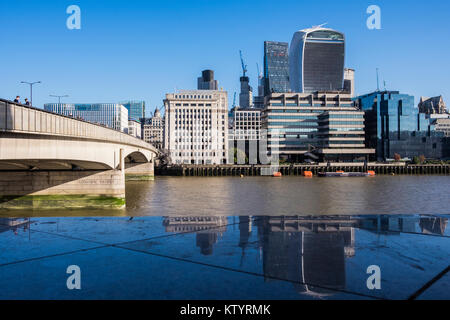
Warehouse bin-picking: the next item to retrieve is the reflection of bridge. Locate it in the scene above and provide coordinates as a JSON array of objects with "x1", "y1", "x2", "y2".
[{"x1": 0, "y1": 99, "x2": 158, "y2": 210}]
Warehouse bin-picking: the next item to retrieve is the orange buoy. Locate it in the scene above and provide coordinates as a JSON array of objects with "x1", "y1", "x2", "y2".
[
  {"x1": 303, "y1": 171, "x2": 313, "y2": 178},
  {"x1": 273, "y1": 172, "x2": 282, "y2": 177},
  {"x1": 367, "y1": 170, "x2": 376, "y2": 176}
]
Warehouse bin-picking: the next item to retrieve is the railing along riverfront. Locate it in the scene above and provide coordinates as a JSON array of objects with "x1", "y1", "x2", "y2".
[
  {"x1": 0, "y1": 98, "x2": 155, "y2": 152},
  {"x1": 156, "y1": 163, "x2": 450, "y2": 176}
]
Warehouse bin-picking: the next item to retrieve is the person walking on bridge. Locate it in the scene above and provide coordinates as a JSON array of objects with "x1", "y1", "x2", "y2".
[
  {"x1": 24, "y1": 98, "x2": 30, "y2": 106},
  {"x1": 13, "y1": 96, "x2": 20, "y2": 103}
]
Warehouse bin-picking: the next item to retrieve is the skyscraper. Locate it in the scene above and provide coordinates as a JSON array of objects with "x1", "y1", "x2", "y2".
[
  {"x1": 197, "y1": 70, "x2": 218, "y2": 90},
  {"x1": 239, "y1": 75, "x2": 253, "y2": 108},
  {"x1": 263, "y1": 41, "x2": 290, "y2": 96},
  {"x1": 289, "y1": 27, "x2": 345, "y2": 93}
]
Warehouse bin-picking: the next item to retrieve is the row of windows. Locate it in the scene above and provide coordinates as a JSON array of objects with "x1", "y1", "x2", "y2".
[
  {"x1": 268, "y1": 122, "x2": 318, "y2": 127},
  {"x1": 174, "y1": 94, "x2": 213, "y2": 99},
  {"x1": 268, "y1": 115, "x2": 318, "y2": 120}
]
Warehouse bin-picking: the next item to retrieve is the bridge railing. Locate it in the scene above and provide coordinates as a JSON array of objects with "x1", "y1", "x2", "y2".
[{"x1": 0, "y1": 99, "x2": 156, "y2": 152}]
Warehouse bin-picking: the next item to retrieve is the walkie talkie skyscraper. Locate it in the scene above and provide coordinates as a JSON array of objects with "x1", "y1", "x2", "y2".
[{"x1": 289, "y1": 26, "x2": 345, "y2": 93}]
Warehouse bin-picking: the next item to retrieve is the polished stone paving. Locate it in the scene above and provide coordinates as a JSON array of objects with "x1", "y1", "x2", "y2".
[{"x1": 0, "y1": 215, "x2": 449, "y2": 300}]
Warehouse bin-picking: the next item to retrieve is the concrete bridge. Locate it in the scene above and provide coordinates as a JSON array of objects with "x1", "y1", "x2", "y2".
[{"x1": 0, "y1": 98, "x2": 158, "y2": 210}]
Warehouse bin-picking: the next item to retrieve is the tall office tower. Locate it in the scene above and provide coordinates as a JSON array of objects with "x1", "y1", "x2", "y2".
[
  {"x1": 355, "y1": 91, "x2": 447, "y2": 161},
  {"x1": 261, "y1": 92, "x2": 375, "y2": 162},
  {"x1": 263, "y1": 41, "x2": 290, "y2": 96},
  {"x1": 344, "y1": 68, "x2": 355, "y2": 97},
  {"x1": 141, "y1": 107, "x2": 165, "y2": 150},
  {"x1": 197, "y1": 70, "x2": 218, "y2": 90},
  {"x1": 418, "y1": 96, "x2": 447, "y2": 115},
  {"x1": 289, "y1": 27, "x2": 345, "y2": 93},
  {"x1": 44, "y1": 103, "x2": 128, "y2": 132},
  {"x1": 120, "y1": 100, "x2": 145, "y2": 122},
  {"x1": 239, "y1": 76, "x2": 253, "y2": 108},
  {"x1": 164, "y1": 90, "x2": 228, "y2": 165}
]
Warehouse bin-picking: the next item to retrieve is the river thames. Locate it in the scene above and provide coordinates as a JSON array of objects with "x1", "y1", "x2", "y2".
[{"x1": 0, "y1": 176, "x2": 449, "y2": 300}]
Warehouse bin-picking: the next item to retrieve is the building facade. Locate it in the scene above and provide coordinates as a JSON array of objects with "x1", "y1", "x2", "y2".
[
  {"x1": 418, "y1": 96, "x2": 447, "y2": 115},
  {"x1": 127, "y1": 120, "x2": 141, "y2": 138},
  {"x1": 197, "y1": 70, "x2": 218, "y2": 90},
  {"x1": 344, "y1": 68, "x2": 355, "y2": 97},
  {"x1": 232, "y1": 107, "x2": 262, "y2": 140},
  {"x1": 164, "y1": 90, "x2": 228, "y2": 165},
  {"x1": 263, "y1": 41, "x2": 290, "y2": 96},
  {"x1": 262, "y1": 92, "x2": 374, "y2": 162},
  {"x1": 289, "y1": 27, "x2": 345, "y2": 93},
  {"x1": 239, "y1": 76, "x2": 253, "y2": 109},
  {"x1": 44, "y1": 103, "x2": 128, "y2": 132},
  {"x1": 120, "y1": 100, "x2": 145, "y2": 122},
  {"x1": 355, "y1": 91, "x2": 447, "y2": 160},
  {"x1": 141, "y1": 108, "x2": 164, "y2": 150}
]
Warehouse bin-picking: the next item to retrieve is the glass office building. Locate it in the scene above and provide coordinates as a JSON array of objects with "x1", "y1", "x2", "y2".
[
  {"x1": 44, "y1": 103, "x2": 128, "y2": 132},
  {"x1": 289, "y1": 27, "x2": 345, "y2": 93},
  {"x1": 355, "y1": 91, "x2": 447, "y2": 160},
  {"x1": 264, "y1": 41, "x2": 290, "y2": 96},
  {"x1": 120, "y1": 100, "x2": 145, "y2": 122},
  {"x1": 262, "y1": 92, "x2": 374, "y2": 162}
]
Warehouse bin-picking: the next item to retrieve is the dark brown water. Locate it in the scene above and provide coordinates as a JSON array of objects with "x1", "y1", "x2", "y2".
[{"x1": 125, "y1": 175, "x2": 450, "y2": 216}]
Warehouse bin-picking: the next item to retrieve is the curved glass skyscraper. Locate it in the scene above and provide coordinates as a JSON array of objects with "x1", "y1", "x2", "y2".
[{"x1": 289, "y1": 27, "x2": 345, "y2": 93}]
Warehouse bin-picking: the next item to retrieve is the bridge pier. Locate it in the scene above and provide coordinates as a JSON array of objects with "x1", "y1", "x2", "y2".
[
  {"x1": 125, "y1": 162, "x2": 154, "y2": 181},
  {"x1": 0, "y1": 170, "x2": 125, "y2": 210}
]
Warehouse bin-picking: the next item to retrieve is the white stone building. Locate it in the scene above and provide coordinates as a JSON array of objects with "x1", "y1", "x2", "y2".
[
  {"x1": 127, "y1": 120, "x2": 142, "y2": 138},
  {"x1": 142, "y1": 108, "x2": 164, "y2": 150},
  {"x1": 164, "y1": 90, "x2": 228, "y2": 165}
]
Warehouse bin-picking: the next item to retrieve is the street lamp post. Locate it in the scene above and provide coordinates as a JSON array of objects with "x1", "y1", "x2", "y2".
[
  {"x1": 50, "y1": 94, "x2": 69, "y2": 104},
  {"x1": 20, "y1": 81, "x2": 41, "y2": 106}
]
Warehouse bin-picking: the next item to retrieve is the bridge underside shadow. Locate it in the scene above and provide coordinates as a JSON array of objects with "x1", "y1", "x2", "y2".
[{"x1": 0, "y1": 156, "x2": 154, "y2": 211}]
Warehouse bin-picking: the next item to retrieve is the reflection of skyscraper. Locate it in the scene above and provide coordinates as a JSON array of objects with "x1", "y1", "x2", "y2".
[
  {"x1": 263, "y1": 41, "x2": 290, "y2": 96},
  {"x1": 289, "y1": 27, "x2": 345, "y2": 93},
  {"x1": 420, "y1": 217, "x2": 448, "y2": 236},
  {"x1": 258, "y1": 216, "x2": 356, "y2": 296},
  {"x1": 163, "y1": 216, "x2": 227, "y2": 256}
]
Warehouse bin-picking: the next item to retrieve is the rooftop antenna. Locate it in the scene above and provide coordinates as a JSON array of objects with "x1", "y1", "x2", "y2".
[
  {"x1": 376, "y1": 68, "x2": 380, "y2": 92},
  {"x1": 239, "y1": 50, "x2": 247, "y2": 77}
]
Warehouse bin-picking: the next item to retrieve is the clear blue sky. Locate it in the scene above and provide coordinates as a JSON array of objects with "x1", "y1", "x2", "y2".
[{"x1": 1, "y1": 0, "x2": 449, "y2": 116}]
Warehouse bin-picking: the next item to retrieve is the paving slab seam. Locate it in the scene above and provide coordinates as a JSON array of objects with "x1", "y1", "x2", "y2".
[
  {"x1": 0, "y1": 218, "x2": 264, "y2": 267},
  {"x1": 407, "y1": 265, "x2": 450, "y2": 300},
  {"x1": 0, "y1": 245, "x2": 108, "y2": 267},
  {"x1": 111, "y1": 243, "x2": 386, "y2": 300}
]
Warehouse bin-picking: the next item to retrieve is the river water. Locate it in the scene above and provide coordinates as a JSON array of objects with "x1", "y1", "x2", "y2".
[
  {"x1": 125, "y1": 175, "x2": 450, "y2": 216},
  {"x1": 1, "y1": 175, "x2": 449, "y2": 300}
]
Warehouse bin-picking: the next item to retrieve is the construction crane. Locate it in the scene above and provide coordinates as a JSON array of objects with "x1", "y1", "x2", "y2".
[{"x1": 239, "y1": 50, "x2": 247, "y2": 77}]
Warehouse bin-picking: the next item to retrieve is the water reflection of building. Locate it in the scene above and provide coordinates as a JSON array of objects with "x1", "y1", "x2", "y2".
[
  {"x1": 358, "y1": 215, "x2": 417, "y2": 234},
  {"x1": 163, "y1": 216, "x2": 227, "y2": 256},
  {"x1": 419, "y1": 217, "x2": 448, "y2": 236},
  {"x1": 256, "y1": 216, "x2": 357, "y2": 297},
  {"x1": 356, "y1": 215, "x2": 448, "y2": 236},
  {"x1": 0, "y1": 218, "x2": 30, "y2": 235}
]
